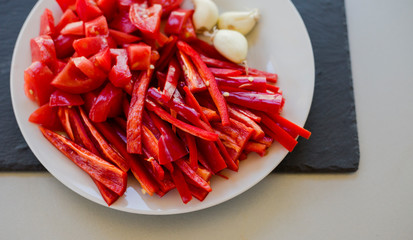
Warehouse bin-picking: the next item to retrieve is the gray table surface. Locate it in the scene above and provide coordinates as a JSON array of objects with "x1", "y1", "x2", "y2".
[{"x1": 1, "y1": 0, "x2": 413, "y2": 239}]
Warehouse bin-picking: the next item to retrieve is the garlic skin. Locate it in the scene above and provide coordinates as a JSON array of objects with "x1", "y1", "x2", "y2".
[
  {"x1": 192, "y1": 0, "x2": 219, "y2": 32},
  {"x1": 218, "y1": 9, "x2": 260, "y2": 35},
  {"x1": 212, "y1": 29, "x2": 248, "y2": 64}
]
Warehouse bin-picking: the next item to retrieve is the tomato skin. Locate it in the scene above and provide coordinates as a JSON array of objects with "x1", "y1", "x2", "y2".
[
  {"x1": 29, "y1": 104, "x2": 63, "y2": 131},
  {"x1": 149, "y1": 0, "x2": 183, "y2": 17},
  {"x1": 85, "y1": 15, "x2": 109, "y2": 37},
  {"x1": 30, "y1": 35, "x2": 58, "y2": 73},
  {"x1": 40, "y1": 8, "x2": 55, "y2": 36},
  {"x1": 164, "y1": 9, "x2": 192, "y2": 35},
  {"x1": 73, "y1": 36, "x2": 109, "y2": 57},
  {"x1": 96, "y1": 0, "x2": 117, "y2": 21},
  {"x1": 108, "y1": 48, "x2": 132, "y2": 87},
  {"x1": 51, "y1": 58, "x2": 106, "y2": 94},
  {"x1": 49, "y1": 90, "x2": 85, "y2": 107},
  {"x1": 60, "y1": 21, "x2": 85, "y2": 36},
  {"x1": 75, "y1": 0, "x2": 103, "y2": 22},
  {"x1": 89, "y1": 47, "x2": 112, "y2": 72},
  {"x1": 54, "y1": 34, "x2": 78, "y2": 59},
  {"x1": 89, "y1": 82, "x2": 124, "y2": 122},
  {"x1": 127, "y1": 43, "x2": 151, "y2": 70},
  {"x1": 109, "y1": 10, "x2": 138, "y2": 33},
  {"x1": 129, "y1": 3, "x2": 162, "y2": 38},
  {"x1": 55, "y1": 9, "x2": 80, "y2": 35},
  {"x1": 56, "y1": 0, "x2": 76, "y2": 12},
  {"x1": 24, "y1": 61, "x2": 55, "y2": 106},
  {"x1": 109, "y1": 29, "x2": 141, "y2": 45}
]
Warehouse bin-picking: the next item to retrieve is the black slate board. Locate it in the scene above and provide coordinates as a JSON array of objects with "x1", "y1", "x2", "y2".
[
  {"x1": 0, "y1": 0, "x2": 359, "y2": 172},
  {"x1": 274, "y1": 0, "x2": 359, "y2": 172}
]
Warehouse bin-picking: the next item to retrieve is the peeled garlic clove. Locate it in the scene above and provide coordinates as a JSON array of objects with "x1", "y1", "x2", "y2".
[
  {"x1": 213, "y1": 29, "x2": 248, "y2": 64},
  {"x1": 218, "y1": 9, "x2": 260, "y2": 35},
  {"x1": 192, "y1": 0, "x2": 219, "y2": 32}
]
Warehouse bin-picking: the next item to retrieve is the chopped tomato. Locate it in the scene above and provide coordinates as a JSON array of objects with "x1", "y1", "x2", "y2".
[
  {"x1": 29, "y1": 104, "x2": 62, "y2": 131},
  {"x1": 40, "y1": 8, "x2": 55, "y2": 36},
  {"x1": 129, "y1": 3, "x2": 162, "y2": 38},
  {"x1": 85, "y1": 15, "x2": 109, "y2": 37},
  {"x1": 24, "y1": 61, "x2": 55, "y2": 106},
  {"x1": 149, "y1": 0, "x2": 183, "y2": 17},
  {"x1": 127, "y1": 42, "x2": 152, "y2": 70}
]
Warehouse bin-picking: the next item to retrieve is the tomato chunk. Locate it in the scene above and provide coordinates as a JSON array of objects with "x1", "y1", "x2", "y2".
[
  {"x1": 85, "y1": 15, "x2": 109, "y2": 37},
  {"x1": 129, "y1": 3, "x2": 162, "y2": 38},
  {"x1": 127, "y1": 43, "x2": 151, "y2": 70},
  {"x1": 40, "y1": 8, "x2": 55, "y2": 36},
  {"x1": 51, "y1": 58, "x2": 106, "y2": 94},
  {"x1": 49, "y1": 90, "x2": 85, "y2": 107},
  {"x1": 30, "y1": 35, "x2": 58, "y2": 73},
  {"x1": 75, "y1": 0, "x2": 103, "y2": 21},
  {"x1": 29, "y1": 104, "x2": 62, "y2": 131},
  {"x1": 24, "y1": 61, "x2": 55, "y2": 106}
]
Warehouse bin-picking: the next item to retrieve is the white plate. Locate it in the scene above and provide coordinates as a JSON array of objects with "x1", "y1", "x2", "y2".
[{"x1": 10, "y1": 0, "x2": 314, "y2": 215}]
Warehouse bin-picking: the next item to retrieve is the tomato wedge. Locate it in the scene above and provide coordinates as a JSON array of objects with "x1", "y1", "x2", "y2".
[{"x1": 129, "y1": 3, "x2": 162, "y2": 38}]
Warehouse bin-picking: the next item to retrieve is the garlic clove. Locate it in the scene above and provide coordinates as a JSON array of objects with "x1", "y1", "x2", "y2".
[
  {"x1": 192, "y1": 0, "x2": 219, "y2": 32},
  {"x1": 217, "y1": 9, "x2": 260, "y2": 35},
  {"x1": 212, "y1": 29, "x2": 248, "y2": 64}
]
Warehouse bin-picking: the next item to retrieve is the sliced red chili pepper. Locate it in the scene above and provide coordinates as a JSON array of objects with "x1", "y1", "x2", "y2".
[
  {"x1": 200, "y1": 55, "x2": 278, "y2": 82},
  {"x1": 95, "y1": 121, "x2": 160, "y2": 196},
  {"x1": 222, "y1": 91, "x2": 284, "y2": 114},
  {"x1": 145, "y1": 98, "x2": 219, "y2": 141},
  {"x1": 244, "y1": 141, "x2": 267, "y2": 157},
  {"x1": 92, "y1": 178, "x2": 120, "y2": 206},
  {"x1": 141, "y1": 125, "x2": 160, "y2": 160},
  {"x1": 68, "y1": 107, "x2": 101, "y2": 155},
  {"x1": 227, "y1": 105, "x2": 264, "y2": 140},
  {"x1": 216, "y1": 76, "x2": 267, "y2": 92},
  {"x1": 176, "y1": 50, "x2": 206, "y2": 92},
  {"x1": 175, "y1": 159, "x2": 211, "y2": 192},
  {"x1": 57, "y1": 107, "x2": 75, "y2": 140},
  {"x1": 187, "y1": 182, "x2": 209, "y2": 202},
  {"x1": 268, "y1": 113, "x2": 311, "y2": 139},
  {"x1": 182, "y1": 86, "x2": 238, "y2": 170},
  {"x1": 257, "y1": 112, "x2": 298, "y2": 152},
  {"x1": 147, "y1": 88, "x2": 201, "y2": 125},
  {"x1": 170, "y1": 164, "x2": 192, "y2": 204},
  {"x1": 49, "y1": 90, "x2": 84, "y2": 107},
  {"x1": 196, "y1": 138, "x2": 227, "y2": 173},
  {"x1": 188, "y1": 38, "x2": 227, "y2": 61},
  {"x1": 211, "y1": 119, "x2": 254, "y2": 162},
  {"x1": 40, "y1": 127, "x2": 127, "y2": 196},
  {"x1": 148, "y1": 111, "x2": 188, "y2": 165},
  {"x1": 79, "y1": 107, "x2": 130, "y2": 172},
  {"x1": 40, "y1": 8, "x2": 55, "y2": 36},
  {"x1": 209, "y1": 68, "x2": 242, "y2": 78},
  {"x1": 156, "y1": 35, "x2": 177, "y2": 71},
  {"x1": 161, "y1": 58, "x2": 181, "y2": 102},
  {"x1": 127, "y1": 69, "x2": 154, "y2": 154},
  {"x1": 177, "y1": 40, "x2": 230, "y2": 126}
]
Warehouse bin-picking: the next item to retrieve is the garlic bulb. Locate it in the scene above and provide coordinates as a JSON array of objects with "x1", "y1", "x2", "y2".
[
  {"x1": 218, "y1": 9, "x2": 260, "y2": 35},
  {"x1": 192, "y1": 0, "x2": 219, "y2": 32},
  {"x1": 212, "y1": 29, "x2": 248, "y2": 64}
]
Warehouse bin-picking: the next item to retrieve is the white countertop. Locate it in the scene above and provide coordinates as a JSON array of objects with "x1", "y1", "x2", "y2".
[{"x1": 2, "y1": 0, "x2": 413, "y2": 239}]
